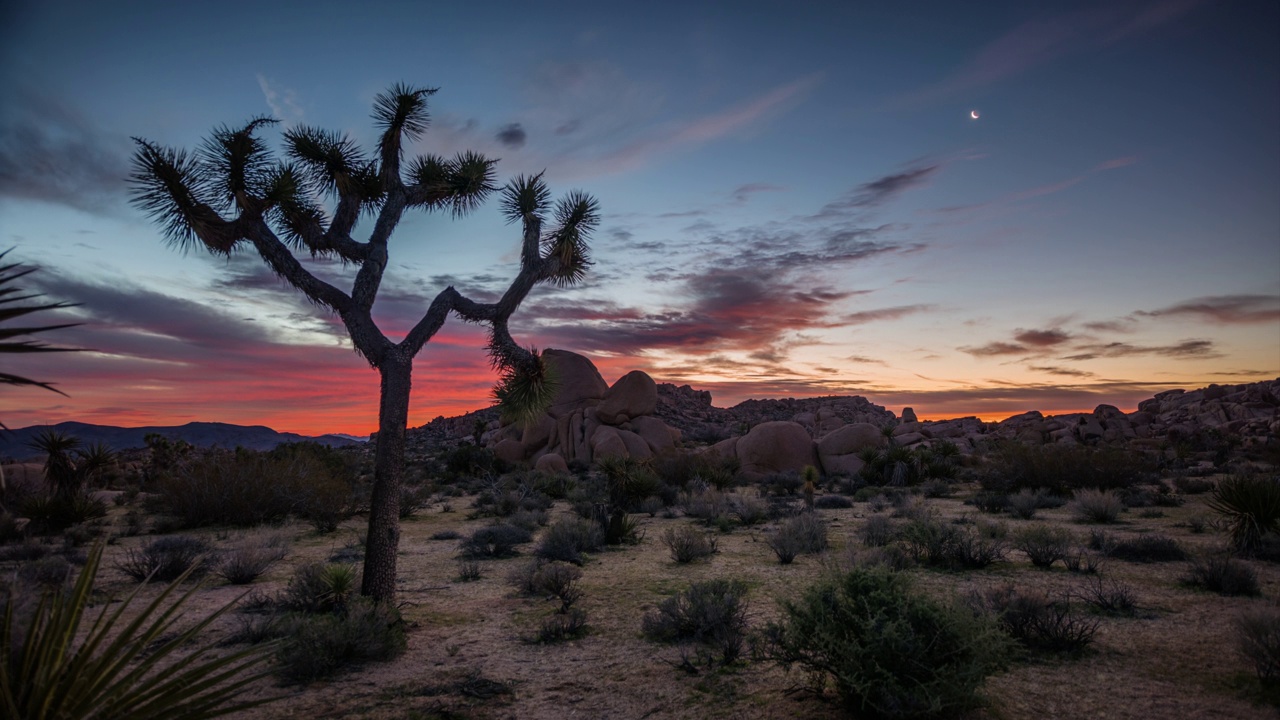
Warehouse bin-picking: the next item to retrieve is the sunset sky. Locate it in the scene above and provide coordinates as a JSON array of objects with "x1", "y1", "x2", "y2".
[{"x1": 2, "y1": 0, "x2": 1278, "y2": 436}]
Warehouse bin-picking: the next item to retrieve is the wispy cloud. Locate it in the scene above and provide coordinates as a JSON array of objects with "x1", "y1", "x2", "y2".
[
  {"x1": 812, "y1": 165, "x2": 940, "y2": 219},
  {"x1": 845, "y1": 304, "x2": 936, "y2": 325},
  {"x1": 1137, "y1": 295, "x2": 1280, "y2": 324},
  {"x1": 256, "y1": 74, "x2": 305, "y2": 126},
  {"x1": 1063, "y1": 339, "x2": 1220, "y2": 361}
]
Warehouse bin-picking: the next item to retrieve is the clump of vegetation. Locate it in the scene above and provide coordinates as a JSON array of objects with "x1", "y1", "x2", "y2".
[
  {"x1": 282, "y1": 562, "x2": 359, "y2": 614},
  {"x1": 1077, "y1": 576, "x2": 1138, "y2": 616},
  {"x1": 899, "y1": 515, "x2": 1006, "y2": 570},
  {"x1": 661, "y1": 525, "x2": 718, "y2": 564},
  {"x1": 860, "y1": 514, "x2": 897, "y2": 547},
  {"x1": 859, "y1": 443, "x2": 959, "y2": 488},
  {"x1": 536, "y1": 608, "x2": 589, "y2": 643},
  {"x1": 764, "y1": 567, "x2": 1009, "y2": 719},
  {"x1": 1, "y1": 542, "x2": 278, "y2": 718},
  {"x1": 642, "y1": 579, "x2": 749, "y2": 665},
  {"x1": 969, "y1": 491, "x2": 1009, "y2": 514},
  {"x1": 977, "y1": 584, "x2": 1098, "y2": 655},
  {"x1": 216, "y1": 537, "x2": 289, "y2": 585},
  {"x1": 1006, "y1": 489, "x2": 1042, "y2": 520},
  {"x1": 1182, "y1": 556, "x2": 1261, "y2": 596},
  {"x1": 458, "y1": 523, "x2": 533, "y2": 559},
  {"x1": 273, "y1": 597, "x2": 406, "y2": 685},
  {"x1": 1207, "y1": 474, "x2": 1280, "y2": 555},
  {"x1": 1071, "y1": 489, "x2": 1123, "y2": 524},
  {"x1": 978, "y1": 441, "x2": 1153, "y2": 495},
  {"x1": 117, "y1": 535, "x2": 214, "y2": 582},
  {"x1": 1093, "y1": 533, "x2": 1187, "y2": 563},
  {"x1": 1236, "y1": 606, "x2": 1280, "y2": 686},
  {"x1": 1012, "y1": 525, "x2": 1074, "y2": 569},
  {"x1": 535, "y1": 516, "x2": 604, "y2": 565},
  {"x1": 766, "y1": 512, "x2": 829, "y2": 564}
]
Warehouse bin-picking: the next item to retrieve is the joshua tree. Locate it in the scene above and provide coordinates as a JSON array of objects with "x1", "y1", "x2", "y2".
[
  {"x1": 129, "y1": 84, "x2": 598, "y2": 601},
  {"x1": 0, "y1": 249, "x2": 79, "y2": 398}
]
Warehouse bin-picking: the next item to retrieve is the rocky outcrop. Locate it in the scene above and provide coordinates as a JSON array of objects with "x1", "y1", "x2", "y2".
[{"x1": 735, "y1": 421, "x2": 818, "y2": 476}]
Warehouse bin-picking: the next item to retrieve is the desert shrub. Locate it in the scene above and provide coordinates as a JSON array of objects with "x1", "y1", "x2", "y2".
[
  {"x1": 765, "y1": 567, "x2": 1009, "y2": 719},
  {"x1": 470, "y1": 482, "x2": 554, "y2": 519},
  {"x1": 1207, "y1": 474, "x2": 1280, "y2": 555},
  {"x1": 459, "y1": 523, "x2": 532, "y2": 559},
  {"x1": 21, "y1": 492, "x2": 108, "y2": 534},
  {"x1": 978, "y1": 441, "x2": 1154, "y2": 495},
  {"x1": 1006, "y1": 489, "x2": 1041, "y2": 520},
  {"x1": 537, "y1": 607, "x2": 589, "y2": 643},
  {"x1": 680, "y1": 487, "x2": 728, "y2": 523},
  {"x1": 850, "y1": 543, "x2": 915, "y2": 571},
  {"x1": 0, "y1": 512, "x2": 24, "y2": 543},
  {"x1": 532, "y1": 562, "x2": 584, "y2": 613},
  {"x1": 1012, "y1": 525, "x2": 1074, "y2": 569},
  {"x1": 1077, "y1": 577, "x2": 1138, "y2": 616},
  {"x1": 16, "y1": 555, "x2": 72, "y2": 588},
  {"x1": 1063, "y1": 547, "x2": 1103, "y2": 574},
  {"x1": 642, "y1": 579, "x2": 748, "y2": 664},
  {"x1": 217, "y1": 543, "x2": 288, "y2": 585},
  {"x1": 507, "y1": 508, "x2": 549, "y2": 532},
  {"x1": 978, "y1": 585, "x2": 1097, "y2": 655},
  {"x1": 155, "y1": 446, "x2": 355, "y2": 528},
  {"x1": 0, "y1": 540, "x2": 51, "y2": 563},
  {"x1": 859, "y1": 444, "x2": 959, "y2": 489},
  {"x1": 430, "y1": 529, "x2": 461, "y2": 541},
  {"x1": 853, "y1": 485, "x2": 883, "y2": 503},
  {"x1": 730, "y1": 493, "x2": 771, "y2": 526},
  {"x1": 443, "y1": 444, "x2": 505, "y2": 480},
  {"x1": 1173, "y1": 476, "x2": 1215, "y2": 495},
  {"x1": 1071, "y1": 489, "x2": 1123, "y2": 524},
  {"x1": 766, "y1": 512, "x2": 829, "y2": 565},
  {"x1": 282, "y1": 562, "x2": 359, "y2": 614},
  {"x1": 444, "y1": 560, "x2": 476, "y2": 584},
  {"x1": 274, "y1": 597, "x2": 406, "y2": 684},
  {"x1": 506, "y1": 558, "x2": 547, "y2": 595},
  {"x1": 1183, "y1": 556, "x2": 1261, "y2": 596},
  {"x1": 1237, "y1": 606, "x2": 1280, "y2": 683},
  {"x1": 654, "y1": 452, "x2": 738, "y2": 491},
  {"x1": 118, "y1": 535, "x2": 213, "y2": 582},
  {"x1": 662, "y1": 525, "x2": 718, "y2": 564},
  {"x1": 535, "y1": 516, "x2": 604, "y2": 565},
  {"x1": 814, "y1": 494, "x2": 854, "y2": 509},
  {"x1": 637, "y1": 496, "x2": 664, "y2": 517},
  {"x1": 761, "y1": 472, "x2": 804, "y2": 497},
  {"x1": 1102, "y1": 534, "x2": 1187, "y2": 563},
  {"x1": 919, "y1": 478, "x2": 954, "y2": 499},
  {"x1": 969, "y1": 491, "x2": 1008, "y2": 515},
  {"x1": 975, "y1": 518, "x2": 1008, "y2": 540},
  {"x1": 900, "y1": 516, "x2": 1005, "y2": 570},
  {"x1": 1186, "y1": 514, "x2": 1209, "y2": 534},
  {"x1": 398, "y1": 485, "x2": 431, "y2": 519},
  {"x1": 860, "y1": 514, "x2": 897, "y2": 547}
]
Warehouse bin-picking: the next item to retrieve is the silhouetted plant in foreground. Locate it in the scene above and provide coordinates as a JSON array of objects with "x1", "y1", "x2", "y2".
[
  {"x1": 0, "y1": 249, "x2": 80, "y2": 405},
  {"x1": 129, "y1": 85, "x2": 599, "y2": 600}
]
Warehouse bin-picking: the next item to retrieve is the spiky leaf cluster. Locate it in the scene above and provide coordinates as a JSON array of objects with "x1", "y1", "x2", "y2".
[
  {"x1": 492, "y1": 349, "x2": 559, "y2": 426},
  {"x1": 0, "y1": 250, "x2": 79, "y2": 397}
]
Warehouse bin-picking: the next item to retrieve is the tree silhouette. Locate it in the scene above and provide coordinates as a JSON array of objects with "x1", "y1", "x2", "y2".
[
  {"x1": 0, "y1": 249, "x2": 79, "y2": 399},
  {"x1": 129, "y1": 84, "x2": 598, "y2": 601}
]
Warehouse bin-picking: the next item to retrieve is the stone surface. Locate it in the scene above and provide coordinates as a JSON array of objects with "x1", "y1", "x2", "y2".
[
  {"x1": 543, "y1": 348, "x2": 609, "y2": 418},
  {"x1": 735, "y1": 421, "x2": 817, "y2": 476},
  {"x1": 534, "y1": 453, "x2": 569, "y2": 474},
  {"x1": 596, "y1": 370, "x2": 658, "y2": 425}
]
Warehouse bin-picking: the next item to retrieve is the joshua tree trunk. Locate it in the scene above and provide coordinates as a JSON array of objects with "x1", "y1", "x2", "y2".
[{"x1": 364, "y1": 357, "x2": 411, "y2": 600}]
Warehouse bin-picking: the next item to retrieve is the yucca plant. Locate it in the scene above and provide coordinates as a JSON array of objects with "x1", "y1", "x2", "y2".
[
  {"x1": 1, "y1": 542, "x2": 279, "y2": 719},
  {"x1": 1207, "y1": 474, "x2": 1280, "y2": 555},
  {"x1": 0, "y1": 249, "x2": 79, "y2": 405}
]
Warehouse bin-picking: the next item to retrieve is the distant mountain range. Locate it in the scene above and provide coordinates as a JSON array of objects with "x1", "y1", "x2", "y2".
[{"x1": 0, "y1": 421, "x2": 363, "y2": 460}]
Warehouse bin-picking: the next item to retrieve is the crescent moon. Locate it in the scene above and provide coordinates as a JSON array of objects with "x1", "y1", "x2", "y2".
[{"x1": 970, "y1": 110, "x2": 980, "y2": 119}]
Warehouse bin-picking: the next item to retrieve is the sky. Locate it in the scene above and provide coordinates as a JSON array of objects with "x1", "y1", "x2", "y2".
[{"x1": 1, "y1": 0, "x2": 1277, "y2": 436}]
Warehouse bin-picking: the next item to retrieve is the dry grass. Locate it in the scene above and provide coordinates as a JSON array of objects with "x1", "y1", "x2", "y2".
[{"x1": 5, "y1": 481, "x2": 1277, "y2": 719}]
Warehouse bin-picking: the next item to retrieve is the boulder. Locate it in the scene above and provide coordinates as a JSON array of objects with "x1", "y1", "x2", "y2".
[
  {"x1": 596, "y1": 370, "x2": 658, "y2": 425},
  {"x1": 616, "y1": 429, "x2": 653, "y2": 460},
  {"x1": 520, "y1": 413, "x2": 557, "y2": 451},
  {"x1": 493, "y1": 438, "x2": 526, "y2": 465},
  {"x1": 590, "y1": 426, "x2": 629, "y2": 461},
  {"x1": 543, "y1": 349, "x2": 609, "y2": 418},
  {"x1": 816, "y1": 423, "x2": 886, "y2": 457},
  {"x1": 821, "y1": 453, "x2": 865, "y2": 477},
  {"x1": 900, "y1": 407, "x2": 918, "y2": 423},
  {"x1": 707, "y1": 436, "x2": 739, "y2": 462},
  {"x1": 735, "y1": 421, "x2": 817, "y2": 476},
  {"x1": 631, "y1": 416, "x2": 676, "y2": 454},
  {"x1": 534, "y1": 453, "x2": 569, "y2": 474}
]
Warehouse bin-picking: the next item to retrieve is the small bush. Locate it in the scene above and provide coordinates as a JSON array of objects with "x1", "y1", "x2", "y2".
[
  {"x1": 1063, "y1": 547, "x2": 1103, "y2": 574},
  {"x1": 919, "y1": 478, "x2": 953, "y2": 499},
  {"x1": 1237, "y1": 606, "x2": 1280, "y2": 683},
  {"x1": 850, "y1": 544, "x2": 915, "y2": 571},
  {"x1": 532, "y1": 562, "x2": 584, "y2": 613},
  {"x1": 22, "y1": 493, "x2": 108, "y2": 533},
  {"x1": 274, "y1": 597, "x2": 406, "y2": 684},
  {"x1": 900, "y1": 516, "x2": 1005, "y2": 570},
  {"x1": 217, "y1": 543, "x2": 287, "y2": 585},
  {"x1": 430, "y1": 529, "x2": 462, "y2": 541},
  {"x1": 979, "y1": 585, "x2": 1097, "y2": 655},
  {"x1": 978, "y1": 441, "x2": 1154, "y2": 495},
  {"x1": 506, "y1": 558, "x2": 548, "y2": 595},
  {"x1": 815, "y1": 494, "x2": 853, "y2": 509},
  {"x1": 1071, "y1": 489, "x2": 1123, "y2": 524},
  {"x1": 860, "y1": 514, "x2": 896, "y2": 547},
  {"x1": 459, "y1": 523, "x2": 533, "y2": 559},
  {"x1": 730, "y1": 493, "x2": 771, "y2": 526},
  {"x1": 535, "y1": 516, "x2": 604, "y2": 565},
  {"x1": 1173, "y1": 476, "x2": 1214, "y2": 495},
  {"x1": 537, "y1": 607, "x2": 589, "y2": 643},
  {"x1": 1078, "y1": 577, "x2": 1138, "y2": 616},
  {"x1": 282, "y1": 562, "x2": 359, "y2": 613},
  {"x1": 1183, "y1": 556, "x2": 1261, "y2": 596},
  {"x1": 16, "y1": 555, "x2": 72, "y2": 587},
  {"x1": 642, "y1": 579, "x2": 748, "y2": 664},
  {"x1": 766, "y1": 513, "x2": 829, "y2": 564},
  {"x1": 765, "y1": 567, "x2": 1009, "y2": 718},
  {"x1": 117, "y1": 535, "x2": 213, "y2": 582},
  {"x1": 1012, "y1": 525, "x2": 1074, "y2": 569},
  {"x1": 1006, "y1": 489, "x2": 1041, "y2": 520},
  {"x1": 456, "y1": 560, "x2": 482, "y2": 582},
  {"x1": 969, "y1": 491, "x2": 1008, "y2": 514},
  {"x1": 1104, "y1": 534, "x2": 1187, "y2": 563},
  {"x1": 662, "y1": 525, "x2": 718, "y2": 564}
]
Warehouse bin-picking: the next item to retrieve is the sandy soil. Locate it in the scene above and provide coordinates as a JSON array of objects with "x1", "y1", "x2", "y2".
[{"x1": 26, "y1": 486, "x2": 1280, "y2": 720}]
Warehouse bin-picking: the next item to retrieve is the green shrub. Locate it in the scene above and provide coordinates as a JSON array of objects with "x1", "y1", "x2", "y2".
[
  {"x1": 155, "y1": 446, "x2": 356, "y2": 528},
  {"x1": 532, "y1": 562, "x2": 583, "y2": 613},
  {"x1": 1207, "y1": 475, "x2": 1280, "y2": 555},
  {"x1": 730, "y1": 493, "x2": 772, "y2": 526},
  {"x1": 642, "y1": 579, "x2": 748, "y2": 664},
  {"x1": 536, "y1": 607, "x2": 589, "y2": 643},
  {"x1": 455, "y1": 559, "x2": 482, "y2": 582},
  {"x1": 860, "y1": 514, "x2": 897, "y2": 547},
  {"x1": 766, "y1": 512, "x2": 829, "y2": 564},
  {"x1": 978, "y1": 585, "x2": 1097, "y2": 655},
  {"x1": 535, "y1": 516, "x2": 604, "y2": 565},
  {"x1": 1, "y1": 542, "x2": 277, "y2": 718},
  {"x1": 815, "y1": 494, "x2": 854, "y2": 509},
  {"x1": 662, "y1": 525, "x2": 718, "y2": 564},
  {"x1": 765, "y1": 567, "x2": 1009, "y2": 718},
  {"x1": 1006, "y1": 489, "x2": 1041, "y2": 520},
  {"x1": 274, "y1": 597, "x2": 406, "y2": 685},
  {"x1": 21, "y1": 493, "x2": 107, "y2": 534},
  {"x1": 1078, "y1": 576, "x2": 1138, "y2": 616},
  {"x1": 117, "y1": 535, "x2": 213, "y2": 583},
  {"x1": 216, "y1": 542, "x2": 287, "y2": 585},
  {"x1": 1012, "y1": 525, "x2": 1074, "y2": 569},
  {"x1": 1183, "y1": 556, "x2": 1260, "y2": 596},
  {"x1": 900, "y1": 516, "x2": 1005, "y2": 570},
  {"x1": 1102, "y1": 534, "x2": 1187, "y2": 563},
  {"x1": 1237, "y1": 606, "x2": 1280, "y2": 684},
  {"x1": 282, "y1": 562, "x2": 358, "y2": 614},
  {"x1": 1071, "y1": 489, "x2": 1123, "y2": 524},
  {"x1": 458, "y1": 523, "x2": 532, "y2": 559}
]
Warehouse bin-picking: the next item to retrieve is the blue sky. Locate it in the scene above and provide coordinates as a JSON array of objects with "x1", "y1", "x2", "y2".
[{"x1": 1, "y1": 0, "x2": 1277, "y2": 434}]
